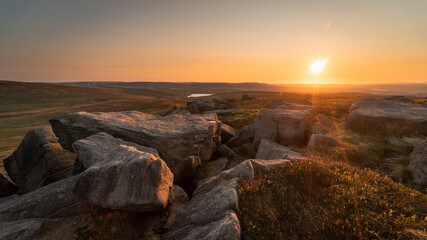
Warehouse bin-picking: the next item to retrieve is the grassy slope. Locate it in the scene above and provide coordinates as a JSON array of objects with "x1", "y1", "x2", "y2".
[
  {"x1": 0, "y1": 81, "x2": 184, "y2": 176},
  {"x1": 238, "y1": 158, "x2": 427, "y2": 240}
]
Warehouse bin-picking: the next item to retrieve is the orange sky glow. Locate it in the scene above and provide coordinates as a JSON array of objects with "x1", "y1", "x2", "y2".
[{"x1": 0, "y1": 0, "x2": 426, "y2": 84}]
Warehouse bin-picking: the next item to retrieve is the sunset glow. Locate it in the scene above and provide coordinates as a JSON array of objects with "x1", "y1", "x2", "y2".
[
  {"x1": 0, "y1": 1, "x2": 426, "y2": 84},
  {"x1": 310, "y1": 59, "x2": 329, "y2": 75}
]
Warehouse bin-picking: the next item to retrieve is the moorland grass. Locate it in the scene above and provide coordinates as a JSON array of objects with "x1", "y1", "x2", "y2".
[{"x1": 238, "y1": 158, "x2": 427, "y2": 240}]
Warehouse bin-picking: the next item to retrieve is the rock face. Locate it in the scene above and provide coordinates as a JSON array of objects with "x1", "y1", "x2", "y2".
[
  {"x1": 187, "y1": 99, "x2": 215, "y2": 113},
  {"x1": 164, "y1": 185, "x2": 189, "y2": 229},
  {"x1": 307, "y1": 134, "x2": 340, "y2": 154},
  {"x1": 50, "y1": 111, "x2": 221, "y2": 181},
  {"x1": 0, "y1": 175, "x2": 81, "y2": 222},
  {"x1": 255, "y1": 139, "x2": 303, "y2": 162},
  {"x1": 0, "y1": 174, "x2": 18, "y2": 197},
  {"x1": 164, "y1": 159, "x2": 290, "y2": 240},
  {"x1": 195, "y1": 157, "x2": 229, "y2": 187},
  {"x1": 346, "y1": 99, "x2": 427, "y2": 134},
  {"x1": 72, "y1": 132, "x2": 159, "y2": 171},
  {"x1": 221, "y1": 123, "x2": 237, "y2": 143},
  {"x1": 73, "y1": 144, "x2": 174, "y2": 212},
  {"x1": 409, "y1": 138, "x2": 427, "y2": 187},
  {"x1": 3, "y1": 127, "x2": 75, "y2": 193},
  {"x1": 312, "y1": 114, "x2": 338, "y2": 135},
  {"x1": 251, "y1": 103, "x2": 316, "y2": 147}
]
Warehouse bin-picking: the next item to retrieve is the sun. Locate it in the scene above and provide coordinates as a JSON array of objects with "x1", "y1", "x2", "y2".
[{"x1": 310, "y1": 59, "x2": 328, "y2": 75}]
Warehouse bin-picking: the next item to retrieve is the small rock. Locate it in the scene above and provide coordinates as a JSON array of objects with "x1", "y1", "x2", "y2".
[
  {"x1": 307, "y1": 134, "x2": 340, "y2": 154},
  {"x1": 255, "y1": 139, "x2": 303, "y2": 162}
]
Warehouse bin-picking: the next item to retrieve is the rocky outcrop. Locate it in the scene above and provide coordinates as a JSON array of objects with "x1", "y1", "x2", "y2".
[
  {"x1": 0, "y1": 175, "x2": 81, "y2": 222},
  {"x1": 164, "y1": 185, "x2": 189, "y2": 229},
  {"x1": 225, "y1": 125, "x2": 255, "y2": 148},
  {"x1": 255, "y1": 139, "x2": 303, "y2": 162},
  {"x1": 3, "y1": 127, "x2": 75, "y2": 193},
  {"x1": 0, "y1": 173, "x2": 18, "y2": 197},
  {"x1": 409, "y1": 138, "x2": 427, "y2": 187},
  {"x1": 251, "y1": 103, "x2": 316, "y2": 147},
  {"x1": 346, "y1": 99, "x2": 427, "y2": 134},
  {"x1": 0, "y1": 216, "x2": 84, "y2": 240},
  {"x1": 73, "y1": 144, "x2": 174, "y2": 212},
  {"x1": 187, "y1": 99, "x2": 215, "y2": 114},
  {"x1": 50, "y1": 111, "x2": 221, "y2": 181},
  {"x1": 312, "y1": 115, "x2": 338, "y2": 135},
  {"x1": 307, "y1": 134, "x2": 340, "y2": 154},
  {"x1": 221, "y1": 123, "x2": 237, "y2": 143},
  {"x1": 72, "y1": 132, "x2": 159, "y2": 171},
  {"x1": 164, "y1": 159, "x2": 290, "y2": 240},
  {"x1": 195, "y1": 157, "x2": 229, "y2": 187}
]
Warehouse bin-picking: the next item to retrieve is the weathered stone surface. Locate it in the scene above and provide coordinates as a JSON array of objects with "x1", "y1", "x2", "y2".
[
  {"x1": 0, "y1": 216, "x2": 85, "y2": 240},
  {"x1": 162, "y1": 210, "x2": 240, "y2": 240},
  {"x1": 225, "y1": 125, "x2": 255, "y2": 148},
  {"x1": 250, "y1": 159, "x2": 291, "y2": 173},
  {"x1": 255, "y1": 139, "x2": 303, "y2": 162},
  {"x1": 164, "y1": 185, "x2": 189, "y2": 229},
  {"x1": 215, "y1": 145, "x2": 242, "y2": 167},
  {"x1": 163, "y1": 178, "x2": 240, "y2": 240},
  {"x1": 312, "y1": 115, "x2": 338, "y2": 135},
  {"x1": 204, "y1": 109, "x2": 237, "y2": 116},
  {"x1": 73, "y1": 145, "x2": 173, "y2": 212},
  {"x1": 72, "y1": 132, "x2": 159, "y2": 170},
  {"x1": 195, "y1": 157, "x2": 229, "y2": 187},
  {"x1": 221, "y1": 123, "x2": 237, "y2": 143},
  {"x1": 0, "y1": 218, "x2": 47, "y2": 240},
  {"x1": 187, "y1": 99, "x2": 215, "y2": 113},
  {"x1": 193, "y1": 160, "x2": 254, "y2": 197},
  {"x1": 0, "y1": 173, "x2": 18, "y2": 197},
  {"x1": 311, "y1": 121, "x2": 329, "y2": 135},
  {"x1": 50, "y1": 111, "x2": 221, "y2": 181},
  {"x1": 0, "y1": 175, "x2": 81, "y2": 222},
  {"x1": 346, "y1": 99, "x2": 427, "y2": 134},
  {"x1": 186, "y1": 103, "x2": 202, "y2": 114},
  {"x1": 383, "y1": 96, "x2": 414, "y2": 104},
  {"x1": 217, "y1": 104, "x2": 229, "y2": 110},
  {"x1": 307, "y1": 134, "x2": 340, "y2": 154},
  {"x1": 270, "y1": 99, "x2": 285, "y2": 109},
  {"x1": 252, "y1": 103, "x2": 316, "y2": 147},
  {"x1": 409, "y1": 138, "x2": 427, "y2": 188},
  {"x1": 4, "y1": 127, "x2": 75, "y2": 193}
]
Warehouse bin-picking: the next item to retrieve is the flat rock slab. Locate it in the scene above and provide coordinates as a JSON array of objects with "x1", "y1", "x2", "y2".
[
  {"x1": 409, "y1": 138, "x2": 427, "y2": 187},
  {"x1": 346, "y1": 99, "x2": 427, "y2": 134},
  {"x1": 73, "y1": 144, "x2": 173, "y2": 212},
  {"x1": 50, "y1": 111, "x2": 221, "y2": 181},
  {"x1": 4, "y1": 127, "x2": 75, "y2": 193},
  {"x1": 0, "y1": 175, "x2": 81, "y2": 222},
  {"x1": 255, "y1": 139, "x2": 303, "y2": 162}
]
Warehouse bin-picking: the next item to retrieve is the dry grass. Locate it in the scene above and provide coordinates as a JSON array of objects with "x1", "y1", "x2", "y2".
[{"x1": 238, "y1": 158, "x2": 427, "y2": 240}]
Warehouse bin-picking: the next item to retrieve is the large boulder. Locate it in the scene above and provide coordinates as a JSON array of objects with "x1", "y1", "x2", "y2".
[
  {"x1": 4, "y1": 127, "x2": 75, "y2": 193},
  {"x1": 251, "y1": 103, "x2": 316, "y2": 147},
  {"x1": 346, "y1": 99, "x2": 427, "y2": 134},
  {"x1": 255, "y1": 139, "x2": 303, "y2": 162},
  {"x1": 50, "y1": 111, "x2": 221, "y2": 181},
  {"x1": 409, "y1": 138, "x2": 427, "y2": 188},
  {"x1": 72, "y1": 132, "x2": 159, "y2": 171},
  {"x1": 0, "y1": 173, "x2": 18, "y2": 197},
  {"x1": 307, "y1": 134, "x2": 340, "y2": 154},
  {"x1": 73, "y1": 144, "x2": 174, "y2": 212},
  {"x1": 0, "y1": 175, "x2": 81, "y2": 222}
]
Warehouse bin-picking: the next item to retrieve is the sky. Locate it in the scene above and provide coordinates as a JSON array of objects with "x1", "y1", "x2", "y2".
[{"x1": 0, "y1": 0, "x2": 426, "y2": 84}]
